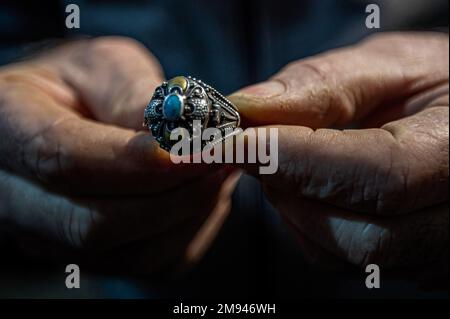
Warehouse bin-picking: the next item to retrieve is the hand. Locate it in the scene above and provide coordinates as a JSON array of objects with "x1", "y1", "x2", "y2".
[
  {"x1": 0, "y1": 37, "x2": 239, "y2": 273},
  {"x1": 229, "y1": 33, "x2": 449, "y2": 274}
]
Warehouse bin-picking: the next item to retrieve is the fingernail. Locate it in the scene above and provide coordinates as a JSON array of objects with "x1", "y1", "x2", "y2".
[{"x1": 232, "y1": 80, "x2": 285, "y2": 98}]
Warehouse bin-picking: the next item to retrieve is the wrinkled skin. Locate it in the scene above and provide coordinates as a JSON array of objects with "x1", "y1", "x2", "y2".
[
  {"x1": 0, "y1": 37, "x2": 240, "y2": 274},
  {"x1": 0, "y1": 32, "x2": 447, "y2": 285},
  {"x1": 230, "y1": 33, "x2": 449, "y2": 279}
]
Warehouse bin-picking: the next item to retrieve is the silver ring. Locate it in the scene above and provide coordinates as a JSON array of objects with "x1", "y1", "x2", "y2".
[{"x1": 144, "y1": 76, "x2": 240, "y2": 151}]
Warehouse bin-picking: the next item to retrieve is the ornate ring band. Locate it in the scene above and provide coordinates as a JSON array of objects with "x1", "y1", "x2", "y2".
[{"x1": 144, "y1": 76, "x2": 240, "y2": 151}]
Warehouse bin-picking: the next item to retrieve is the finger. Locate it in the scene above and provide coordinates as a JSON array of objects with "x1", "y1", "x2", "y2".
[
  {"x1": 0, "y1": 167, "x2": 231, "y2": 251},
  {"x1": 0, "y1": 78, "x2": 219, "y2": 193},
  {"x1": 234, "y1": 106, "x2": 449, "y2": 215},
  {"x1": 35, "y1": 36, "x2": 164, "y2": 130},
  {"x1": 268, "y1": 188, "x2": 449, "y2": 268},
  {"x1": 229, "y1": 33, "x2": 449, "y2": 128}
]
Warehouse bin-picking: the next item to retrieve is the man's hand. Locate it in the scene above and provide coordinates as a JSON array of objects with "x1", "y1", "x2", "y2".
[
  {"x1": 0, "y1": 37, "x2": 238, "y2": 273},
  {"x1": 229, "y1": 33, "x2": 449, "y2": 271}
]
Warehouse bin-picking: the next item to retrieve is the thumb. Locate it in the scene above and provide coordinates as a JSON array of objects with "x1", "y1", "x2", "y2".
[{"x1": 229, "y1": 33, "x2": 449, "y2": 128}]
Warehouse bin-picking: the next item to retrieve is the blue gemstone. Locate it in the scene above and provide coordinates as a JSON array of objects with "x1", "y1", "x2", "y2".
[{"x1": 163, "y1": 94, "x2": 183, "y2": 121}]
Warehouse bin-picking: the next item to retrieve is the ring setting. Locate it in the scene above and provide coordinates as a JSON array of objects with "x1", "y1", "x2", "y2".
[{"x1": 144, "y1": 76, "x2": 240, "y2": 151}]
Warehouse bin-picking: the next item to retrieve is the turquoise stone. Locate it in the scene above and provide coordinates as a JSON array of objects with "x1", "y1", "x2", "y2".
[{"x1": 163, "y1": 93, "x2": 183, "y2": 121}]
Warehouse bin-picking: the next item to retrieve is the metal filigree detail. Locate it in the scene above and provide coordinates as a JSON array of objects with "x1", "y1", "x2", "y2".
[{"x1": 144, "y1": 76, "x2": 240, "y2": 151}]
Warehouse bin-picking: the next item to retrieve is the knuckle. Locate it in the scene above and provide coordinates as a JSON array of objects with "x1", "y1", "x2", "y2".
[
  {"x1": 281, "y1": 58, "x2": 334, "y2": 85},
  {"x1": 21, "y1": 117, "x2": 77, "y2": 184},
  {"x1": 88, "y1": 36, "x2": 161, "y2": 70},
  {"x1": 59, "y1": 201, "x2": 98, "y2": 250},
  {"x1": 89, "y1": 36, "x2": 145, "y2": 56},
  {"x1": 34, "y1": 139, "x2": 65, "y2": 183}
]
